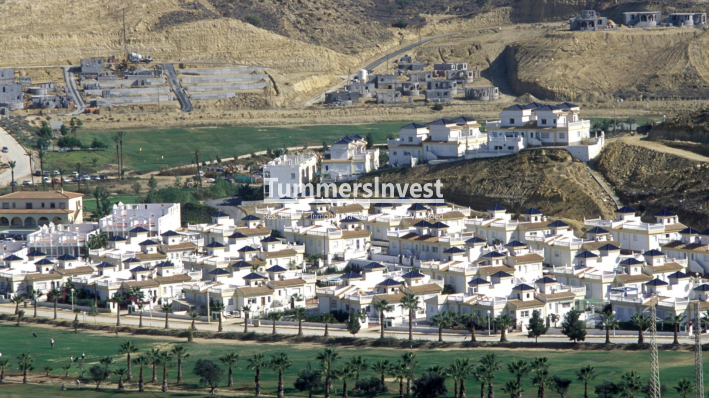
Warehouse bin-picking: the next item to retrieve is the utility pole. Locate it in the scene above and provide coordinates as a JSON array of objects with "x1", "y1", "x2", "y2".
[
  {"x1": 696, "y1": 301, "x2": 704, "y2": 398},
  {"x1": 649, "y1": 301, "x2": 662, "y2": 398},
  {"x1": 123, "y1": 8, "x2": 128, "y2": 61}
]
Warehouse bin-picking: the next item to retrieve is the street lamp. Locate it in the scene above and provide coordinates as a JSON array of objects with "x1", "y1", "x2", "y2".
[
  {"x1": 71, "y1": 288, "x2": 75, "y2": 311},
  {"x1": 612, "y1": 310, "x2": 617, "y2": 336},
  {"x1": 487, "y1": 310, "x2": 491, "y2": 336}
]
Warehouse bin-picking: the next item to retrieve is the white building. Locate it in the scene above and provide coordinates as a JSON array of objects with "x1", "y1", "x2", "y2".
[
  {"x1": 263, "y1": 154, "x2": 318, "y2": 198},
  {"x1": 99, "y1": 202, "x2": 181, "y2": 238},
  {"x1": 321, "y1": 135, "x2": 379, "y2": 181}
]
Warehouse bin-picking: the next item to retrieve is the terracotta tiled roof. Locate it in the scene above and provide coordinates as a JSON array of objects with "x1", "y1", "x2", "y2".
[
  {"x1": 154, "y1": 274, "x2": 192, "y2": 284},
  {"x1": 342, "y1": 229, "x2": 371, "y2": 239},
  {"x1": 506, "y1": 298, "x2": 545, "y2": 309},
  {"x1": 164, "y1": 242, "x2": 197, "y2": 251},
  {"x1": 26, "y1": 272, "x2": 63, "y2": 281},
  {"x1": 236, "y1": 227, "x2": 272, "y2": 237},
  {"x1": 647, "y1": 262, "x2": 684, "y2": 273},
  {"x1": 405, "y1": 283, "x2": 443, "y2": 295},
  {"x1": 510, "y1": 253, "x2": 544, "y2": 264},
  {"x1": 135, "y1": 252, "x2": 167, "y2": 261},
  {"x1": 236, "y1": 285, "x2": 274, "y2": 297},
  {"x1": 662, "y1": 241, "x2": 709, "y2": 252},
  {"x1": 264, "y1": 249, "x2": 298, "y2": 259},
  {"x1": 664, "y1": 223, "x2": 688, "y2": 232},
  {"x1": 331, "y1": 204, "x2": 365, "y2": 213},
  {"x1": 615, "y1": 274, "x2": 653, "y2": 283},
  {"x1": 58, "y1": 266, "x2": 95, "y2": 276},
  {"x1": 537, "y1": 291, "x2": 576, "y2": 301},
  {"x1": 373, "y1": 292, "x2": 405, "y2": 303},
  {"x1": 582, "y1": 241, "x2": 620, "y2": 251},
  {"x1": 123, "y1": 279, "x2": 160, "y2": 288},
  {"x1": 270, "y1": 278, "x2": 308, "y2": 288},
  {"x1": 0, "y1": 191, "x2": 83, "y2": 199},
  {"x1": 0, "y1": 209, "x2": 74, "y2": 214},
  {"x1": 398, "y1": 232, "x2": 438, "y2": 242}
]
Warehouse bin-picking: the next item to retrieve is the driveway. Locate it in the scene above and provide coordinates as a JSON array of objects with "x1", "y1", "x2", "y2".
[
  {"x1": 161, "y1": 63, "x2": 193, "y2": 112},
  {"x1": 0, "y1": 127, "x2": 31, "y2": 185}
]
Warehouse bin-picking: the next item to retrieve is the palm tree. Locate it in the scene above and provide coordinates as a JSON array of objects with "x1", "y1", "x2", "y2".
[
  {"x1": 57, "y1": 167, "x2": 65, "y2": 189},
  {"x1": 267, "y1": 311, "x2": 282, "y2": 335},
  {"x1": 472, "y1": 365, "x2": 487, "y2": 398},
  {"x1": 293, "y1": 306, "x2": 307, "y2": 336},
  {"x1": 372, "y1": 359, "x2": 391, "y2": 390},
  {"x1": 374, "y1": 299, "x2": 393, "y2": 339},
  {"x1": 171, "y1": 345, "x2": 189, "y2": 384},
  {"x1": 461, "y1": 311, "x2": 484, "y2": 343},
  {"x1": 665, "y1": 314, "x2": 685, "y2": 345},
  {"x1": 157, "y1": 351, "x2": 173, "y2": 392},
  {"x1": 111, "y1": 132, "x2": 121, "y2": 179},
  {"x1": 0, "y1": 359, "x2": 10, "y2": 382},
  {"x1": 137, "y1": 303, "x2": 145, "y2": 327},
  {"x1": 599, "y1": 312, "x2": 619, "y2": 344},
  {"x1": 620, "y1": 370, "x2": 642, "y2": 398},
  {"x1": 674, "y1": 378, "x2": 694, "y2": 398},
  {"x1": 43, "y1": 365, "x2": 53, "y2": 376},
  {"x1": 114, "y1": 368, "x2": 128, "y2": 390},
  {"x1": 531, "y1": 357, "x2": 550, "y2": 398},
  {"x1": 147, "y1": 348, "x2": 161, "y2": 383},
  {"x1": 447, "y1": 358, "x2": 471, "y2": 398},
  {"x1": 390, "y1": 360, "x2": 408, "y2": 398},
  {"x1": 132, "y1": 355, "x2": 149, "y2": 392},
  {"x1": 502, "y1": 380, "x2": 522, "y2": 398},
  {"x1": 432, "y1": 310, "x2": 459, "y2": 342},
  {"x1": 117, "y1": 131, "x2": 126, "y2": 180},
  {"x1": 335, "y1": 362, "x2": 358, "y2": 398},
  {"x1": 212, "y1": 301, "x2": 225, "y2": 332},
  {"x1": 118, "y1": 341, "x2": 139, "y2": 381},
  {"x1": 17, "y1": 352, "x2": 34, "y2": 384},
  {"x1": 111, "y1": 293, "x2": 124, "y2": 327},
  {"x1": 72, "y1": 308, "x2": 81, "y2": 332},
  {"x1": 495, "y1": 313, "x2": 516, "y2": 343},
  {"x1": 7, "y1": 161, "x2": 16, "y2": 192},
  {"x1": 247, "y1": 353, "x2": 267, "y2": 396},
  {"x1": 348, "y1": 355, "x2": 368, "y2": 386},
  {"x1": 630, "y1": 313, "x2": 651, "y2": 344},
  {"x1": 480, "y1": 353, "x2": 501, "y2": 398},
  {"x1": 242, "y1": 305, "x2": 252, "y2": 333},
  {"x1": 317, "y1": 348, "x2": 340, "y2": 398},
  {"x1": 12, "y1": 294, "x2": 24, "y2": 315},
  {"x1": 27, "y1": 287, "x2": 44, "y2": 317},
  {"x1": 576, "y1": 365, "x2": 596, "y2": 398},
  {"x1": 16, "y1": 309, "x2": 25, "y2": 326},
  {"x1": 507, "y1": 359, "x2": 530, "y2": 398},
  {"x1": 50, "y1": 287, "x2": 61, "y2": 320},
  {"x1": 161, "y1": 303, "x2": 173, "y2": 329},
  {"x1": 269, "y1": 352, "x2": 292, "y2": 398},
  {"x1": 401, "y1": 293, "x2": 420, "y2": 341},
  {"x1": 188, "y1": 310, "x2": 199, "y2": 331},
  {"x1": 37, "y1": 149, "x2": 46, "y2": 188},
  {"x1": 99, "y1": 356, "x2": 115, "y2": 379},
  {"x1": 321, "y1": 312, "x2": 336, "y2": 337},
  {"x1": 401, "y1": 352, "x2": 417, "y2": 394},
  {"x1": 220, "y1": 352, "x2": 239, "y2": 387}
]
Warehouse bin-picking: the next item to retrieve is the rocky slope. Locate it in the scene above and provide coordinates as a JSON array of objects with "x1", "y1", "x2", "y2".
[
  {"x1": 597, "y1": 141, "x2": 709, "y2": 227},
  {"x1": 648, "y1": 108, "x2": 709, "y2": 144},
  {"x1": 361, "y1": 149, "x2": 616, "y2": 223}
]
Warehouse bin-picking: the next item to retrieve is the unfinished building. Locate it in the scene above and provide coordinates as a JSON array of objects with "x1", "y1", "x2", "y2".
[
  {"x1": 79, "y1": 58, "x2": 105, "y2": 76},
  {"x1": 397, "y1": 82, "x2": 420, "y2": 96},
  {"x1": 0, "y1": 69, "x2": 14, "y2": 84},
  {"x1": 408, "y1": 72, "x2": 433, "y2": 83},
  {"x1": 425, "y1": 88, "x2": 452, "y2": 103},
  {"x1": 0, "y1": 83, "x2": 24, "y2": 111},
  {"x1": 344, "y1": 82, "x2": 376, "y2": 98},
  {"x1": 397, "y1": 61, "x2": 427, "y2": 71},
  {"x1": 433, "y1": 62, "x2": 467, "y2": 78},
  {"x1": 180, "y1": 66, "x2": 271, "y2": 101},
  {"x1": 569, "y1": 10, "x2": 609, "y2": 31},
  {"x1": 427, "y1": 80, "x2": 458, "y2": 95},
  {"x1": 623, "y1": 11, "x2": 661, "y2": 27},
  {"x1": 369, "y1": 74, "x2": 398, "y2": 90},
  {"x1": 376, "y1": 91, "x2": 402, "y2": 104},
  {"x1": 446, "y1": 67, "x2": 480, "y2": 85},
  {"x1": 325, "y1": 91, "x2": 360, "y2": 106},
  {"x1": 465, "y1": 86, "x2": 500, "y2": 101},
  {"x1": 667, "y1": 12, "x2": 706, "y2": 28}
]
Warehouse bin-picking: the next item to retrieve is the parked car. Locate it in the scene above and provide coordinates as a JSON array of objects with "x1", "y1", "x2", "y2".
[
  {"x1": 81, "y1": 175, "x2": 90, "y2": 181},
  {"x1": 1, "y1": 146, "x2": 8, "y2": 153},
  {"x1": 62, "y1": 177, "x2": 72, "y2": 183},
  {"x1": 71, "y1": 171, "x2": 79, "y2": 178},
  {"x1": 42, "y1": 177, "x2": 51, "y2": 184},
  {"x1": 53, "y1": 178, "x2": 61, "y2": 184},
  {"x1": 22, "y1": 180, "x2": 32, "y2": 185},
  {"x1": 9, "y1": 181, "x2": 18, "y2": 186},
  {"x1": 99, "y1": 174, "x2": 108, "y2": 180},
  {"x1": 53, "y1": 170, "x2": 60, "y2": 175},
  {"x1": 42, "y1": 171, "x2": 50, "y2": 177},
  {"x1": 34, "y1": 170, "x2": 41, "y2": 176},
  {"x1": 90, "y1": 175, "x2": 99, "y2": 181}
]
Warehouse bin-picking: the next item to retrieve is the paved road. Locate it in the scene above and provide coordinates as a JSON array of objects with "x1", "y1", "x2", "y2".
[
  {"x1": 0, "y1": 127, "x2": 31, "y2": 185},
  {"x1": 1, "y1": 304, "x2": 694, "y2": 346},
  {"x1": 62, "y1": 66, "x2": 85, "y2": 116},
  {"x1": 299, "y1": 33, "x2": 454, "y2": 108},
  {"x1": 161, "y1": 63, "x2": 193, "y2": 112}
]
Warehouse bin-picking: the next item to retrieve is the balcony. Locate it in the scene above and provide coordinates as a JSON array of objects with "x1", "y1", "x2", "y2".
[{"x1": 609, "y1": 293, "x2": 642, "y2": 304}]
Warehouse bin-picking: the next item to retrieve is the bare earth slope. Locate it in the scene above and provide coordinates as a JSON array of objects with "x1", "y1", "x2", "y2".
[{"x1": 361, "y1": 149, "x2": 616, "y2": 222}]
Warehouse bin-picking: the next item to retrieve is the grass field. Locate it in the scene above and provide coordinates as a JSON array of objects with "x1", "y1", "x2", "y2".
[
  {"x1": 83, "y1": 194, "x2": 143, "y2": 213},
  {"x1": 0, "y1": 322, "x2": 702, "y2": 398},
  {"x1": 56, "y1": 123, "x2": 406, "y2": 174}
]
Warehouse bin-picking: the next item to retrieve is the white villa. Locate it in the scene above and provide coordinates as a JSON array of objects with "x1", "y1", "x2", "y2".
[
  {"x1": 321, "y1": 135, "x2": 379, "y2": 181},
  {"x1": 263, "y1": 153, "x2": 318, "y2": 198}
]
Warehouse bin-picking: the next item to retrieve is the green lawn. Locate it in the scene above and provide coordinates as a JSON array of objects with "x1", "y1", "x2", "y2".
[
  {"x1": 83, "y1": 194, "x2": 144, "y2": 213},
  {"x1": 0, "y1": 322, "x2": 703, "y2": 397},
  {"x1": 65, "y1": 123, "x2": 406, "y2": 174}
]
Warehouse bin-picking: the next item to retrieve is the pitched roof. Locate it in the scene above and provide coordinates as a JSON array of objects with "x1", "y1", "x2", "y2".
[
  {"x1": 490, "y1": 270, "x2": 513, "y2": 278},
  {"x1": 513, "y1": 283, "x2": 535, "y2": 291},
  {"x1": 238, "y1": 245, "x2": 258, "y2": 252},
  {"x1": 260, "y1": 236, "x2": 280, "y2": 243},
  {"x1": 466, "y1": 236, "x2": 486, "y2": 244},
  {"x1": 407, "y1": 204, "x2": 429, "y2": 211},
  {"x1": 482, "y1": 251, "x2": 506, "y2": 258},
  {"x1": 243, "y1": 272, "x2": 267, "y2": 280},
  {"x1": 644, "y1": 249, "x2": 665, "y2": 257},
  {"x1": 341, "y1": 271, "x2": 363, "y2": 279},
  {"x1": 241, "y1": 214, "x2": 261, "y2": 221},
  {"x1": 547, "y1": 220, "x2": 569, "y2": 227},
  {"x1": 413, "y1": 220, "x2": 432, "y2": 228},
  {"x1": 615, "y1": 206, "x2": 636, "y2": 214},
  {"x1": 228, "y1": 232, "x2": 248, "y2": 239},
  {"x1": 575, "y1": 251, "x2": 598, "y2": 259},
  {"x1": 586, "y1": 227, "x2": 609, "y2": 234},
  {"x1": 56, "y1": 254, "x2": 78, "y2": 261},
  {"x1": 536, "y1": 276, "x2": 558, "y2": 284},
  {"x1": 695, "y1": 284, "x2": 709, "y2": 292},
  {"x1": 236, "y1": 285, "x2": 274, "y2": 297},
  {"x1": 598, "y1": 243, "x2": 621, "y2": 251},
  {"x1": 208, "y1": 268, "x2": 231, "y2": 275},
  {"x1": 487, "y1": 204, "x2": 505, "y2": 211},
  {"x1": 270, "y1": 278, "x2": 309, "y2": 288},
  {"x1": 266, "y1": 265, "x2": 288, "y2": 273},
  {"x1": 129, "y1": 226, "x2": 149, "y2": 233},
  {"x1": 206, "y1": 241, "x2": 226, "y2": 248},
  {"x1": 108, "y1": 235, "x2": 127, "y2": 242},
  {"x1": 96, "y1": 261, "x2": 116, "y2": 268},
  {"x1": 139, "y1": 239, "x2": 160, "y2": 246},
  {"x1": 211, "y1": 211, "x2": 230, "y2": 218},
  {"x1": 34, "y1": 258, "x2": 55, "y2": 266},
  {"x1": 668, "y1": 271, "x2": 690, "y2": 279},
  {"x1": 123, "y1": 279, "x2": 160, "y2": 288},
  {"x1": 123, "y1": 257, "x2": 142, "y2": 264},
  {"x1": 161, "y1": 230, "x2": 181, "y2": 237},
  {"x1": 130, "y1": 265, "x2": 151, "y2": 273},
  {"x1": 363, "y1": 262, "x2": 386, "y2": 270},
  {"x1": 231, "y1": 260, "x2": 253, "y2": 269},
  {"x1": 58, "y1": 266, "x2": 95, "y2": 276},
  {"x1": 645, "y1": 278, "x2": 669, "y2": 286},
  {"x1": 3, "y1": 254, "x2": 23, "y2": 261},
  {"x1": 443, "y1": 247, "x2": 466, "y2": 254},
  {"x1": 27, "y1": 250, "x2": 46, "y2": 257},
  {"x1": 505, "y1": 240, "x2": 527, "y2": 247},
  {"x1": 0, "y1": 190, "x2": 83, "y2": 199},
  {"x1": 154, "y1": 274, "x2": 192, "y2": 284},
  {"x1": 468, "y1": 277, "x2": 490, "y2": 286},
  {"x1": 522, "y1": 208, "x2": 543, "y2": 215},
  {"x1": 341, "y1": 216, "x2": 361, "y2": 223},
  {"x1": 655, "y1": 209, "x2": 677, "y2": 217},
  {"x1": 377, "y1": 278, "x2": 402, "y2": 286},
  {"x1": 402, "y1": 270, "x2": 425, "y2": 279},
  {"x1": 681, "y1": 227, "x2": 701, "y2": 235},
  {"x1": 406, "y1": 283, "x2": 443, "y2": 295}
]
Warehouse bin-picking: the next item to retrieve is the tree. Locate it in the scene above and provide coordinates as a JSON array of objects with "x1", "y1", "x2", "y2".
[
  {"x1": 15, "y1": 353, "x2": 32, "y2": 384},
  {"x1": 100, "y1": 356, "x2": 115, "y2": 379},
  {"x1": 194, "y1": 359, "x2": 225, "y2": 395},
  {"x1": 42, "y1": 365, "x2": 52, "y2": 377},
  {"x1": 133, "y1": 355, "x2": 149, "y2": 392},
  {"x1": 27, "y1": 287, "x2": 44, "y2": 318},
  {"x1": 118, "y1": 341, "x2": 139, "y2": 381},
  {"x1": 374, "y1": 299, "x2": 393, "y2": 339},
  {"x1": 402, "y1": 352, "x2": 418, "y2": 395},
  {"x1": 576, "y1": 365, "x2": 596, "y2": 398},
  {"x1": 269, "y1": 352, "x2": 292, "y2": 398},
  {"x1": 114, "y1": 368, "x2": 128, "y2": 390},
  {"x1": 549, "y1": 376, "x2": 572, "y2": 398},
  {"x1": 158, "y1": 351, "x2": 173, "y2": 392},
  {"x1": 0, "y1": 359, "x2": 10, "y2": 383},
  {"x1": 599, "y1": 312, "x2": 619, "y2": 344},
  {"x1": 507, "y1": 359, "x2": 530, "y2": 398},
  {"x1": 401, "y1": 293, "x2": 420, "y2": 341},
  {"x1": 16, "y1": 309, "x2": 25, "y2": 327},
  {"x1": 560, "y1": 310, "x2": 586, "y2": 342},
  {"x1": 242, "y1": 304, "x2": 252, "y2": 333},
  {"x1": 89, "y1": 364, "x2": 108, "y2": 389},
  {"x1": 665, "y1": 314, "x2": 685, "y2": 345},
  {"x1": 247, "y1": 353, "x2": 267, "y2": 396},
  {"x1": 502, "y1": 379, "x2": 522, "y2": 398},
  {"x1": 366, "y1": 133, "x2": 374, "y2": 149},
  {"x1": 448, "y1": 358, "x2": 473, "y2": 398},
  {"x1": 268, "y1": 311, "x2": 282, "y2": 335},
  {"x1": 390, "y1": 361, "x2": 409, "y2": 398},
  {"x1": 673, "y1": 378, "x2": 694, "y2": 398},
  {"x1": 75, "y1": 162, "x2": 83, "y2": 191},
  {"x1": 431, "y1": 310, "x2": 459, "y2": 342},
  {"x1": 61, "y1": 363, "x2": 72, "y2": 378},
  {"x1": 294, "y1": 361, "x2": 323, "y2": 398},
  {"x1": 372, "y1": 359, "x2": 390, "y2": 391},
  {"x1": 531, "y1": 357, "x2": 550, "y2": 398},
  {"x1": 321, "y1": 312, "x2": 336, "y2": 337},
  {"x1": 620, "y1": 370, "x2": 642, "y2": 398},
  {"x1": 479, "y1": 353, "x2": 501, "y2": 398},
  {"x1": 12, "y1": 294, "x2": 23, "y2": 315},
  {"x1": 212, "y1": 301, "x2": 225, "y2": 332},
  {"x1": 348, "y1": 355, "x2": 368, "y2": 387},
  {"x1": 527, "y1": 310, "x2": 548, "y2": 343},
  {"x1": 72, "y1": 308, "x2": 80, "y2": 332},
  {"x1": 317, "y1": 348, "x2": 340, "y2": 398},
  {"x1": 347, "y1": 310, "x2": 363, "y2": 336},
  {"x1": 412, "y1": 372, "x2": 448, "y2": 398},
  {"x1": 171, "y1": 345, "x2": 189, "y2": 384},
  {"x1": 7, "y1": 161, "x2": 16, "y2": 192},
  {"x1": 495, "y1": 313, "x2": 516, "y2": 343},
  {"x1": 335, "y1": 362, "x2": 358, "y2": 398},
  {"x1": 147, "y1": 348, "x2": 161, "y2": 383},
  {"x1": 132, "y1": 181, "x2": 141, "y2": 194},
  {"x1": 358, "y1": 377, "x2": 385, "y2": 398},
  {"x1": 161, "y1": 303, "x2": 173, "y2": 329},
  {"x1": 117, "y1": 131, "x2": 126, "y2": 180},
  {"x1": 188, "y1": 310, "x2": 199, "y2": 331},
  {"x1": 148, "y1": 175, "x2": 158, "y2": 190},
  {"x1": 220, "y1": 352, "x2": 239, "y2": 387},
  {"x1": 293, "y1": 306, "x2": 307, "y2": 336},
  {"x1": 111, "y1": 293, "x2": 125, "y2": 327},
  {"x1": 630, "y1": 313, "x2": 651, "y2": 344},
  {"x1": 461, "y1": 311, "x2": 484, "y2": 343}
]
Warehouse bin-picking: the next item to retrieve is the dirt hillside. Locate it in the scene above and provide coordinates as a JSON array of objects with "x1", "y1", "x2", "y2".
[
  {"x1": 648, "y1": 108, "x2": 709, "y2": 144},
  {"x1": 597, "y1": 140, "x2": 709, "y2": 227},
  {"x1": 360, "y1": 149, "x2": 616, "y2": 223}
]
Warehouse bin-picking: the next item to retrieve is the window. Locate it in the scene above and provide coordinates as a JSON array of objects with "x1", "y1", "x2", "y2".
[
  {"x1": 408, "y1": 137, "x2": 413, "y2": 142},
  {"x1": 509, "y1": 118, "x2": 515, "y2": 124},
  {"x1": 59, "y1": 203, "x2": 65, "y2": 209},
  {"x1": 50, "y1": 202, "x2": 56, "y2": 209},
  {"x1": 392, "y1": 151, "x2": 397, "y2": 155},
  {"x1": 541, "y1": 118, "x2": 547, "y2": 125},
  {"x1": 2, "y1": 203, "x2": 7, "y2": 209},
  {"x1": 558, "y1": 132, "x2": 565, "y2": 140},
  {"x1": 290, "y1": 173, "x2": 295, "y2": 179},
  {"x1": 520, "y1": 310, "x2": 529, "y2": 317},
  {"x1": 562, "y1": 302, "x2": 571, "y2": 308}
]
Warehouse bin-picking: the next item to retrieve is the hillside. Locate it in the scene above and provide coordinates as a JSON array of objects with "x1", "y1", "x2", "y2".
[
  {"x1": 361, "y1": 149, "x2": 616, "y2": 223},
  {"x1": 597, "y1": 140, "x2": 709, "y2": 227},
  {"x1": 648, "y1": 108, "x2": 709, "y2": 144}
]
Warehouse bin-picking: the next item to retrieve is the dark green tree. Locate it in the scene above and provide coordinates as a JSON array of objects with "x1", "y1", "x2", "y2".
[
  {"x1": 560, "y1": 310, "x2": 586, "y2": 342},
  {"x1": 527, "y1": 309, "x2": 549, "y2": 343}
]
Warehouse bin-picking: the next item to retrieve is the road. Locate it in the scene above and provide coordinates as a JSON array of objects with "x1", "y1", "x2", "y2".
[
  {"x1": 62, "y1": 66, "x2": 85, "y2": 116},
  {"x1": 1, "y1": 304, "x2": 694, "y2": 346},
  {"x1": 618, "y1": 134, "x2": 709, "y2": 162},
  {"x1": 299, "y1": 33, "x2": 454, "y2": 108},
  {"x1": 0, "y1": 127, "x2": 31, "y2": 185},
  {"x1": 161, "y1": 63, "x2": 193, "y2": 112}
]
